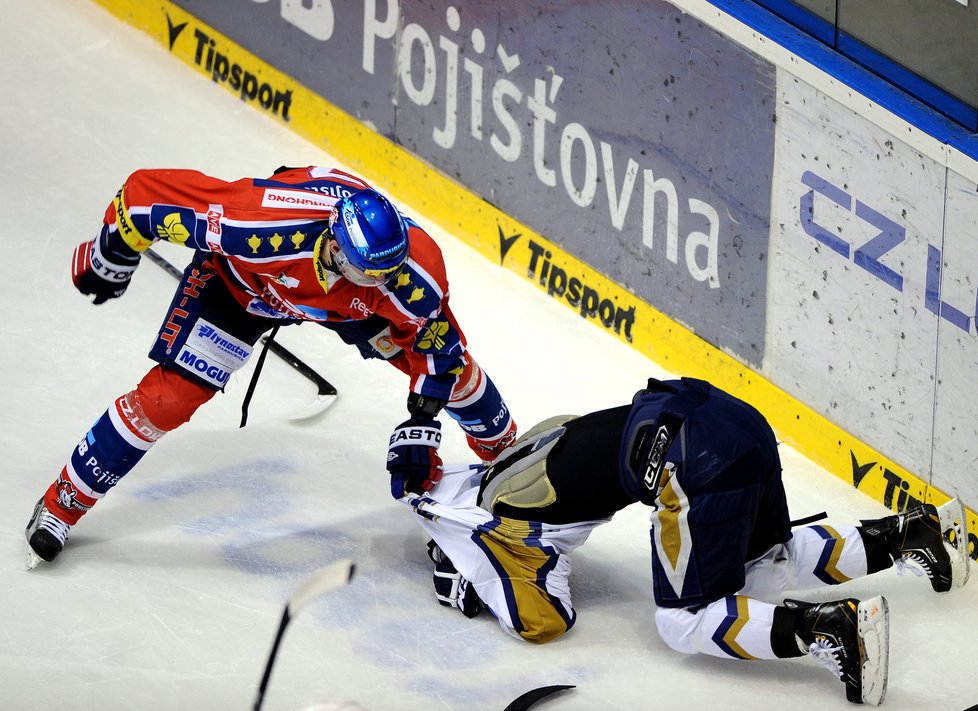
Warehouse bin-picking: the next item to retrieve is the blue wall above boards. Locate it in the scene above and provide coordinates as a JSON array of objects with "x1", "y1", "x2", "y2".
[{"x1": 714, "y1": 0, "x2": 978, "y2": 149}]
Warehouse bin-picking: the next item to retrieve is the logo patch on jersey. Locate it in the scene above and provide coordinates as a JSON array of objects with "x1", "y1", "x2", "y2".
[
  {"x1": 271, "y1": 272, "x2": 300, "y2": 288},
  {"x1": 418, "y1": 320, "x2": 450, "y2": 351},
  {"x1": 205, "y1": 205, "x2": 225, "y2": 254},
  {"x1": 113, "y1": 189, "x2": 152, "y2": 250},
  {"x1": 246, "y1": 298, "x2": 290, "y2": 319},
  {"x1": 406, "y1": 287, "x2": 425, "y2": 303},
  {"x1": 349, "y1": 297, "x2": 373, "y2": 317},
  {"x1": 206, "y1": 205, "x2": 223, "y2": 235},
  {"x1": 369, "y1": 330, "x2": 402, "y2": 358},
  {"x1": 261, "y1": 188, "x2": 335, "y2": 210},
  {"x1": 160, "y1": 213, "x2": 190, "y2": 243},
  {"x1": 56, "y1": 475, "x2": 92, "y2": 513},
  {"x1": 151, "y1": 204, "x2": 195, "y2": 245},
  {"x1": 394, "y1": 272, "x2": 412, "y2": 289},
  {"x1": 290, "y1": 230, "x2": 306, "y2": 248},
  {"x1": 295, "y1": 305, "x2": 329, "y2": 320}
]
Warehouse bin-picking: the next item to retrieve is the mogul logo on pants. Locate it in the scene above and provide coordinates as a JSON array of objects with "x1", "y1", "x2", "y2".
[{"x1": 176, "y1": 349, "x2": 231, "y2": 387}]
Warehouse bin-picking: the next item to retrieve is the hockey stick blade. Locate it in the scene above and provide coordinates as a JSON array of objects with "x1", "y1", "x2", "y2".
[
  {"x1": 145, "y1": 249, "x2": 339, "y2": 419},
  {"x1": 261, "y1": 337, "x2": 338, "y2": 420},
  {"x1": 254, "y1": 559, "x2": 356, "y2": 711},
  {"x1": 504, "y1": 685, "x2": 576, "y2": 711}
]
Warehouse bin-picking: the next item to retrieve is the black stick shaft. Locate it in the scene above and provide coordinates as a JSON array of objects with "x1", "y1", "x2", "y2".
[
  {"x1": 240, "y1": 324, "x2": 280, "y2": 428},
  {"x1": 262, "y1": 337, "x2": 337, "y2": 396},
  {"x1": 253, "y1": 610, "x2": 292, "y2": 711}
]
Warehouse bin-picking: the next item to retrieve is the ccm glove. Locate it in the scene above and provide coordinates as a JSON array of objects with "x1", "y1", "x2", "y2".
[
  {"x1": 387, "y1": 417, "x2": 443, "y2": 498},
  {"x1": 71, "y1": 228, "x2": 141, "y2": 305}
]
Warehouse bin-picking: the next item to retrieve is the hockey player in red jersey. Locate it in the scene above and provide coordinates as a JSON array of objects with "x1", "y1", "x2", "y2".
[
  {"x1": 25, "y1": 166, "x2": 516, "y2": 566},
  {"x1": 397, "y1": 377, "x2": 972, "y2": 706}
]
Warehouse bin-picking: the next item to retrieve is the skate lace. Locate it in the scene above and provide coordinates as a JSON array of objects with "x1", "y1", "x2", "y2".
[
  {"x1": 808, "y1": 638, "x2": 843, "y2": 678},
  {"x1": 894, "y1": 553, "x2": 928, "y2": 579},
  {"x1": 39, "y1": 511, "x2": 70, "y2": 544}
]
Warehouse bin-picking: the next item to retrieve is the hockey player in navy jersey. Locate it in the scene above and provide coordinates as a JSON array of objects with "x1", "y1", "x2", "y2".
[
  {"x1": 25, "y1": 166, "x2": 516, "y2": 566},
  {"x1": 394, "y1": 377, "x2": 971, "y2": 706}
]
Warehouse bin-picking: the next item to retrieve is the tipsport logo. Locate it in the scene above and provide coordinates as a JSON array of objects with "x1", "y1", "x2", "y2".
[
  {"x1": 165, "y1": 14, "x2": 293, "y2": 121},
  {"x1": 851, "y1": 451, "x2": 978, "y2": 562},
  {"x1": 500, "y1": 226, "x2": 637, "y2": 342}
]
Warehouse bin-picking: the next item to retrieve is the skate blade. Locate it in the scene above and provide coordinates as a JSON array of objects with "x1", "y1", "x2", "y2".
[
  {"x1": 25, "y1": 543, "x2": 43, "y2": 571},
  {"x1": 936, "y1": 498, "x2": 971, "y2": 589},
  {"x1": 857, "y1": 595, "x2": 889, "y2": 707}
]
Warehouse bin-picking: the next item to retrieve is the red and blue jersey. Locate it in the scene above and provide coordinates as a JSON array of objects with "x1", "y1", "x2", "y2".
[{"x1": 104, "y1": 166, "x2": 467, "y2": 401}]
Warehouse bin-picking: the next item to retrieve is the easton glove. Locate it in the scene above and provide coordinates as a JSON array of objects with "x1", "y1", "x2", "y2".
[
  {"x1": 71, "y1": 229, "x2": 141, "y2": 305},
  {"x1": 387, "y1": 417, "x2": 443, "y2": 498}
]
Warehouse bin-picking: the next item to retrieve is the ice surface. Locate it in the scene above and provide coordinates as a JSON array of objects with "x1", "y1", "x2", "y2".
[{"x1": 1, "y1": 2, "x2": 975, "y2": 710}]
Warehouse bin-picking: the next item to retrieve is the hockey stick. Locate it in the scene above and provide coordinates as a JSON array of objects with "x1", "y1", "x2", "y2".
[
  {"x1": 504, "y1": 685, "x2": 576, "y2": 711},
  {"x1": 144, "y1": 249, "x2": 338, "y2": 419},
  {"x1": 253, "y1": 559, "x2": 356, "y2": 711}
]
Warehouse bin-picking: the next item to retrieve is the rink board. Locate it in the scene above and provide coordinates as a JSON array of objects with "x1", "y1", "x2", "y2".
[{"x1": 88, "y1": 0, "x2": 978, "y2": 554}]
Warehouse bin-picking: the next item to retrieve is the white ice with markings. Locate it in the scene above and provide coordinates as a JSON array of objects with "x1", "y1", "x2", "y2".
[{"x1": 1, "y1": 2, "x2": 975, "y2": 710}]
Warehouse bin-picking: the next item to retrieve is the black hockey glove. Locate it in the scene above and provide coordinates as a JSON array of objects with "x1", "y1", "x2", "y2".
[
  {"x1": 431, "y1": 546, "x2": 483, "y2": 618},
  {"x1": 71, "y1": 228, "x2": 141, "y2": 305},
  {"x1": 387, "y1": 417, "x2": 443, "y2": 498},
  {"x1": 407, "y1": 391, "x2": 447, "y2": 419}
]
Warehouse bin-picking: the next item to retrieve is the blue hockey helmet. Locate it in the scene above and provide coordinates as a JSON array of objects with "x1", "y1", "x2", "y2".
[{"x1": 329, "y1": 189, "x2": 409, "y2": 286}]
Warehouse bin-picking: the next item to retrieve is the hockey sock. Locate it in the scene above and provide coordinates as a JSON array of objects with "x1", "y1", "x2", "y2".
[
  {"x1": 787, "y1": 525, "x2": 871, "y2": 587},
  {"x1": 63, "y1": 394, "x2": 160, "y2": 502},
  {"x1": 857, "y1": 523, "x2": 897, "y2": 574},
  {"x1": 770, "y1": 605, "x2": 807, "y2": 658},
  {"x1": 445, "y1": 366, "x2": 516, "y2": 461},
  {"x1": 41, "y1": 369, "x2": 213, "y2": 527},
  {"x1": 655, "y1": 596, "x2": 783, "y2": 660},
  {"x1": 42, "y1": 468, "x2": 99, "y2": 525},
  {"x1": 41, "y1": 398, "x2": 157, "y2": 526}
]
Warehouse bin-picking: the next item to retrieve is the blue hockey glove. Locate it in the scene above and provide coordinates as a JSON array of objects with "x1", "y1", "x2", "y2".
[
  {"x1": 71, "y1": 229, "x2": 141, "y2": 305},
  {"x1": 387, "y1": 417, "x2": 443, "y2": 498}
]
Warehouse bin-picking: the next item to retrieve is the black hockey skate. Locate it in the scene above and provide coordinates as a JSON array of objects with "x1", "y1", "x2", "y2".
[
  {"x1": 861, "y1": 498, "x2": 970, "y2": 592},
  {"x1": 789, "y1": 596, "x2": 889, "y2": 706},
  {"x1": 25, "y1": 498, "x2": 71, "y2": 567}
]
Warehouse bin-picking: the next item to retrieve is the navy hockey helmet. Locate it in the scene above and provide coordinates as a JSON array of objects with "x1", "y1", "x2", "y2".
[{"x1": 329, "y1": 189, "x2": 409, "y2": 286}]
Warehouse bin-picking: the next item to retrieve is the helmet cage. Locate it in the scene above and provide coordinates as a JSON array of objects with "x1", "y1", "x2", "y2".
[{"x1": 329, "y1": 239, "x2": 401, "y2": 286}]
